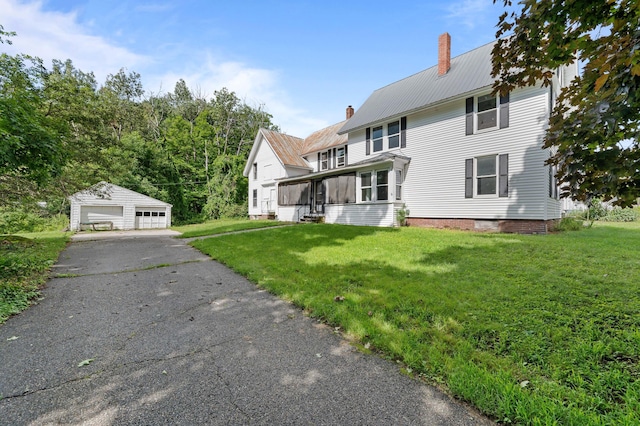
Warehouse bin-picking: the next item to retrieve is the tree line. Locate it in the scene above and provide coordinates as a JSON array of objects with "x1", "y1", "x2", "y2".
[{"x1": 1, "y1": 26, "x2": 277, "y2": 224}]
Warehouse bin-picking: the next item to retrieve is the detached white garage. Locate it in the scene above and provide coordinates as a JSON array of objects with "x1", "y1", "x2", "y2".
[{"x1": 69, "y1": 182, "x2": 172, "y2": 231}]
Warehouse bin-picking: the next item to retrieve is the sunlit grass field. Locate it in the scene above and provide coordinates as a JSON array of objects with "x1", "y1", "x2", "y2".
[
  {"x1": 173, "y1": 218, "x2": 288, "y2": 238},
  {"x1": 193, "y1": 222, "x2": 640, "y2": 424}
]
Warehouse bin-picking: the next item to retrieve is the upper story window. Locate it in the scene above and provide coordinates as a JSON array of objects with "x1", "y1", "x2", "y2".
[
  {"x1": 253, "y1": 163, "x2": 257, "y2": 180},
  {"x1": 365, "y1": 117, "x2": 406, "y2": 156},
  {"x1": 321, "y1": 152, "x2": 328, "y2": 170},
  {"x1": 466, "y1": 93, "x2": 509, "y2": 135},
  {"x1": 388, "y1": 121, "x2": 400, "y2": 149},
  {"x1": 477, "y1": 95, "x2": 497, "y2": 130},
  {"x1": 372, "y1": 126, "x2": 383, "y2": 152},
  {"x1": 336, "y1": 147, "x2": 345, "y2": 167}
]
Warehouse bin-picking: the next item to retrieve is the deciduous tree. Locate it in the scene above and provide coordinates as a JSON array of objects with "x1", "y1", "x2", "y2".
[{"x1": 492, "y1": 0, "x2": 639, "y2": 206}]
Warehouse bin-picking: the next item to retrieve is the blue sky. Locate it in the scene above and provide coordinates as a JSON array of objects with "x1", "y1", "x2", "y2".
[{"x1": 1, "y1": 0, "x2": 510, "y2": 137}]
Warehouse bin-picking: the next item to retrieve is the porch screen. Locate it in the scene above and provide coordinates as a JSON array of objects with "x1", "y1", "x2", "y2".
[
  {"x1": 278, "y1": 182, "x2": 311, "y2": 206},
  {"x1": 326, "y1": 173, "x2": 355, "y2": 204}
]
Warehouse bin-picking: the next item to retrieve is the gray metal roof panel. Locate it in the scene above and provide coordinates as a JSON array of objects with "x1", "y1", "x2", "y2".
[{"x1": 339, "y1": 41, "x2": 495, "y2": 134}]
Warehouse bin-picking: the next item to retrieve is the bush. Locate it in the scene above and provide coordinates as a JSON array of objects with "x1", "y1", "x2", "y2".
[
  {"x1": 0, "y1": 209, "x2": 69, "y2": 234},
  {"x1": 555, "y1": 217, "x2": 584, "y2": 232},
  {"x1": 601, "y1": 207, "x2": 640, "y2": 222}
]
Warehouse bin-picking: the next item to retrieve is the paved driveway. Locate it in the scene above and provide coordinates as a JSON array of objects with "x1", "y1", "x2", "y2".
[{"x1": 0, "y1": 233, "x2": 493, "y2": 425}]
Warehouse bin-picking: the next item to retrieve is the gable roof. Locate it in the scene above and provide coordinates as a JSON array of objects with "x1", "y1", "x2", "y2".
[
  {"x1": 259, "y1": 128, "x2": 310, "y2": 169},
  {"x1": 339, "y1": 41, "x2": 495, "y2": 134},
  {"x1": 70, "y1": 181, "x2": 172, "y2": 206},
  {"x1": 301, "y1": 120, "x2": 348, "y2": 155}
]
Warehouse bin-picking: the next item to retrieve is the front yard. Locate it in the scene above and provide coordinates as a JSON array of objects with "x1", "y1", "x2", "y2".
[{"x1": 192, "y1": 222, "x2": 640, "y2": 425}]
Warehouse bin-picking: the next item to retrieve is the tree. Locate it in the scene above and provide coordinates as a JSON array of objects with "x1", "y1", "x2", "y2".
[{"x1": 492, "y1": 0, "x2": 640, "y2": 206}]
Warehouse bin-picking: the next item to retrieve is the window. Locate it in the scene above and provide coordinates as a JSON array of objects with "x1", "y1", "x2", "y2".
[
  {"x1": 477, "y1": 94, "x2": 497, "y2": 130},
  {"x1": 136, "y1": 211, "x2": 142, "y2": 217},
  {"x1": 253, "y1": 163, "x2": 257, "y2": 180},
  {"x1": 252, "y1": 189, "x2": 257, "y2": 208},
  {"x1": 465, "y1": 154, "x2": 509, "y2": 198},
  {"x1": 361, "y1": 172, "x2": 372, "y2": 201},
  {"x1": 395, "y1": 169, "x2": 403, "y2": 201},
  {"x1": 336, "y1": 147, "x2": 345, "y2": 167},
  {"x1": 151, "y1": 212, "x2": 159, "y2": 217},
  {"x1": 376, "y1": 170, "x2": 388, "y2": 201},
  {"x1": 365, "y1": 117, "x2": 406, "y2": 155},
  {"x1": 388, "y1": 121, "x2": 400, "y2": 149},
  {"x1": 466, "y1": 94, "x2": 509, "y2": 135},
  {"x1": 143, "y1": 211, "x2": 151, "y2": 216},
  {"x1": 321, "y1": 152, "x2": 328, "y2": 170},
  {"x1": 372, "y1": 126, "x2": 383, "y2": 152},
  {"x1": 476, "y1": 156, "x2": 497, "y2": 195},
  {"x1": 159, "y1": 212, "x2": 166, "y2": 217}
]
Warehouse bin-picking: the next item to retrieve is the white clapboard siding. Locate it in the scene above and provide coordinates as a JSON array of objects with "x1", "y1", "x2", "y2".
[
  {"x1": 325, "y1": 203, "x2": 395, "y2": 227},
  {"x1": 391, "y1": 84, "x2": 559, "y2": 220},
  {"x1": 69, "y1": 183, "x2": 171, "y2": 230},
  {"x1": 248, "y1": 137, "x2": 286, "y2": 216}
]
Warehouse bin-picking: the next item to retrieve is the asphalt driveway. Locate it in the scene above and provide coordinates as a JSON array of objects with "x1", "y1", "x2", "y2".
[{"x1": 0, "y1": 232, "x2": 493, "y2": 425}]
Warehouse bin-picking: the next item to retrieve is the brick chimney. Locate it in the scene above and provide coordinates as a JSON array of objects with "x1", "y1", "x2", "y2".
[
  {"x1": 438, "y1": 32, "x2": 451, "y2": 76},
  {"x1": 346, "y1": 105, "x2": 354, "y2": 119}
]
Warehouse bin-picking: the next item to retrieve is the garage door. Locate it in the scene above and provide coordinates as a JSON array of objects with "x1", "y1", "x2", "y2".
[
  {"x1": 80, "y1": 206, "x2": 124, "y2": 229},
  {"x1": 135, "y1": 209, "x2": 167, "y2": 229}
]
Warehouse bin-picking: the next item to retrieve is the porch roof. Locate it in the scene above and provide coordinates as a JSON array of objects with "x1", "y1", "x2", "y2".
[{"x1": 276, "y1": 152, "x2": 411, "y2": 184}]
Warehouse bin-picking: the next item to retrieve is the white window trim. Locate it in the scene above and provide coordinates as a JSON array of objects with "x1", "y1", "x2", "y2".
[
  {"x1": 372, "y1": 126, "x2": 383, "y2": 153},
  {"x1": 475, "y1": 94, "x2": 500, "y2": 133},
  {"x1": 358, "y1": 168, "x2": 393, "y2": 203},
  {"x1": 336, "y1": 147, "x2": 346, "y2": 167},
  {"x1": 320, "y1": 152, "x2": 328, "y2": 171},
  {"x1": 475, "y1": 154, "x2": 498, "y2": 197},
  {"x1": 388, "y1": 121, "x2": 400, "y2": 149},
  {"x1": 395, "y1": 169, "x2": 403, "y2": 201}
]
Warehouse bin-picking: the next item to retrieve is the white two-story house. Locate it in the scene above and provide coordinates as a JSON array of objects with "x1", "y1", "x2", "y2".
[{"x1": 244, "y1": 33, "x2": 577, "y2": 233}]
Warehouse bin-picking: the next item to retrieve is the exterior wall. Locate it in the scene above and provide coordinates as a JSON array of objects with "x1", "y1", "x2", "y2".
[
  {"x1": 348, "y1": 85, "x2": 561, "y2": 222},
  {"x1": 325, "y1": 203, "x2": 395, "y2": 227},
  {"x1": 69, "y1": 184, "x2": 171, "y2": 230},
  {"x1": 247, "y1": 139, "x2": 287, "y2": 217}
]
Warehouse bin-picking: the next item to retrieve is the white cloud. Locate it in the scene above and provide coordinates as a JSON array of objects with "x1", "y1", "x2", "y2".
[
  {"x1": 445, "y1": 0, "x2": 495, "y2": 30},
  {"x1": 0, "y1": 0, "x2": 148, "y2": 82},
  {"x1": 148, "y1": 54, "x2": 328, "y2": 137},
  {"x1": 0, "y1": 0, "x2": 325, "y2": 137}
]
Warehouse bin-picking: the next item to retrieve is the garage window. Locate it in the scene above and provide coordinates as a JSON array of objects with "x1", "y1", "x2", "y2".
[
  {"x1": 159, "y1": 212, "x2": 166, "y2": 217},
  {"x1": 136, "y1": 212, "x2": 142, "y2": 216}
]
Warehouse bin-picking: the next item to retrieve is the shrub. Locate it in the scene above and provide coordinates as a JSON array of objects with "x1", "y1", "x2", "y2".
[
  {"x1": 0, "y1": 209, "x2": 69, "y2": 234},
  {"x1": 601, "y1": 207, "x2": 639, "y2": 222},
  {"x1": 555, "y1": 217, "x2": 584, "y2": 232}
]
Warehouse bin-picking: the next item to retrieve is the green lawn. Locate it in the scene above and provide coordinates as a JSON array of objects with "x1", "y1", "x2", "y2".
[
  {"x1": 0, "y1": 231, "x2": 70, "y2": 323},
  {"x1": 192, "y1": 222, "x2": 640, "y2": 425},
  {"x1": 173, "y1": 218, "x2": 289, "y2": 238}
]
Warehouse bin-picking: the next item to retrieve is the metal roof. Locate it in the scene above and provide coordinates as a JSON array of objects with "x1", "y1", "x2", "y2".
[
  {"x1": 301, "y1": 120, "x2": 348, "y2": 155},
  {"x1": 339, "y1": 41, "x2": 496, "y2": 134},
  {"x1": 259, "y1": 128, "x2": 311, "y2": 169}
]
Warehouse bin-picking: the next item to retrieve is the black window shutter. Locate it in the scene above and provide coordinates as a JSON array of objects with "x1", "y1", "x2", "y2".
[
  {"x1": 465, "y1": 158, "x2": 473, "y2": 198},
  {"x1": 499, "y1": 154, "x2": 509, "y2": 197},
  {"x1": 332, "y1": 148, "x2": 336, "y2": 168},
  {"x1": 344, "y1": 145, "x2": 348, "y2": 166},
  {"x1": 317, "y1": 153, "x2": 320, "y2": 171},
  {"x1": 465, "y1": 97, "x2": 474, "y2": 135},
  {"x1": 365, "y1": 127, "x2": 371, "y2": 156},
  {"x1": 500, "y1": 93, "x2": 510, "y2": 129},
  {"x1": 400, "y1": 116, "x2": 407, "y2": 148},
  {"x1": 327, "y1": 149, "x2": 332, "y2": 169}
]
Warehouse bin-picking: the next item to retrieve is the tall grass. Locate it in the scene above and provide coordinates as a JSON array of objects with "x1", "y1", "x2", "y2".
[{"x1": 193, "y1": 222, "x2": 640, "y2": 424}]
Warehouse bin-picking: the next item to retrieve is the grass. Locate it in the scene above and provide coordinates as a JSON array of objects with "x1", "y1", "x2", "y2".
[
  {"x1": 192, "y1": 222, "x2": 640, "y2": 425},
  {"x1": 173, "y1": 218, "x2": 289, "y2": 238},
  {"x1": 0, "y1": 231, "x2": 70, "y2": 324}
]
